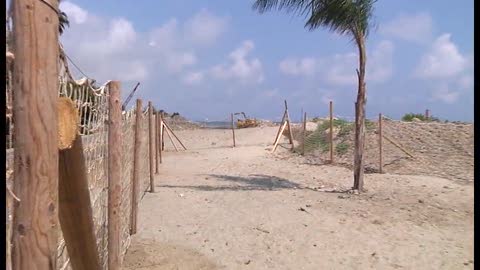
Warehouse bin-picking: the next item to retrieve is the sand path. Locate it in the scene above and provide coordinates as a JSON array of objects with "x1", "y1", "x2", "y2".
[{"x1": 122, "y1": 127, "x2": 473, "y2": 270}]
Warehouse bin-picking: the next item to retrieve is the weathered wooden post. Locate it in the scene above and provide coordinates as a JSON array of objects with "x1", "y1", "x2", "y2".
[
  {"x1": 425, "y1": 109, "x2": 430, "y2": 121},
  {"x1": 161, "y1": 112, "x2": 165, "y2": 151},
  {"x1": 302, "y1": 112, "x2": 307, "y2": 155},
  {"x1": 156, "y1": 113, "x2": 163, "y2": 164},
  {"x1": 378, "y1": 113, "x2": 383, "y2": 174},
  {"x1": 57, "y1": 97, "x2": 100, "y2": 270},
  {"x1": 329, "y1": 101, "x2": 334, "y2": 163},
  {"x1": 231, "y1": 113, "x2": 236, "y2": 147},
  {"x1": 155, "y1": 111, "x2": 159, "y2": 174},
  {"x1": 131, "y1": 99, "x2": 142, "y2": 235},
  {"x1": 285, "y1": 100, "x2": 295, "y2": 150},
  {"x1": 11, "y1": 0, "x2": 60, "y2": 268},
  {"x1": 148, "y1": 101, "x2": 155, "y2": 192},
  {"x1": 163, "y1": 121, "x2": 187, "y2": 150},
  {"x1": 159, "y1": 112, "x2": 164, "y2": 162},
  {"x1": 59, "y1": 135, "x2": 102, "y2": 270},
  {"x1": 108, "y1": 81, "x2": 122, "y2": 270}
]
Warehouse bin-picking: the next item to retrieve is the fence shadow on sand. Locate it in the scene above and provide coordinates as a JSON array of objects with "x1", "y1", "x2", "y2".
[{"x1": 158, "y1": 174, "x2": 303, "y2": 191}]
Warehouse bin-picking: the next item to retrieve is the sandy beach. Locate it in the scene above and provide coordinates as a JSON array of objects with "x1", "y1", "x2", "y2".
[{"x1": 122, "y1": 126, "x2": 474, "y2": 270}]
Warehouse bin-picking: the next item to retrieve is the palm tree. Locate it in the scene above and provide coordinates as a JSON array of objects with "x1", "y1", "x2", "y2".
[{"x1": 253, "y1": 0, "x2": 376, "y2": 192}]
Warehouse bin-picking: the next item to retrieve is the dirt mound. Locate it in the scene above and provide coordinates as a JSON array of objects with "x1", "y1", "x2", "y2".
[
  {"x1": 301, "y1": 120, "x2": 474, "y2": 184},
  {"x1": 162, "y1": 113, "x2": 201, "y2": 130}
]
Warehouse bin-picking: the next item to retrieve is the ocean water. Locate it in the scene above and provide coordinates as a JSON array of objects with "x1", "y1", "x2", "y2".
[
  {"x1": 195, "y1": 121, "x2": 285, "y2": 129},
  {"x1": 196, "y1": 121, "x2": 236, "y2": 129}
]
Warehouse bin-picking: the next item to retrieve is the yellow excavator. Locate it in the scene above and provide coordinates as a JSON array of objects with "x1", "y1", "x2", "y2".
[{"x1": 234, "y1": 112, "x2": 259, "y2": 128}]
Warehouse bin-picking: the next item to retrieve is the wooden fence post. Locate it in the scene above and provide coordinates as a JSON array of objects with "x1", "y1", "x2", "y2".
[
  {"x1": 131, "y1": 99, "x2": 142, "y2": 235},
  {"x1": 284, "y1": 100, "x2": 295, "y2": 150},
  {"x1": 59, "y1": 135, "x2": 102, "y2": 270},
  {"x1": 329, "y1": 101, "x2": 334, "y2": 163},
  {"x1": 148, "y1": 102, "x2": 155, "y2": 192},
  {"x1": 161, "y1": 112, "x2": 165, "y2": 151},
  {"x1": 425, "y1": 109, "x2": 430, "y2": 120},
  {"x1": 108, "y1": 81, "x2": 122, "y2": 270},
  {"x1": 11, "y1": 0, "x2": 60, "y2": 268},
  {"x1": 159, "y1": 113, "x2": 163, "y2": 163},
  {"x1": 155, "y1": 112, "x2": 159, "y2": 174},
  {"x1": 231, "y1": 113, "x2": 236, "y2": 147},
  {"x1": 378, "y1": 113, "x2": 383, "y2": 173},
  {"x1": 302, "y1": 112, "x2": 307, "y2": 155}
]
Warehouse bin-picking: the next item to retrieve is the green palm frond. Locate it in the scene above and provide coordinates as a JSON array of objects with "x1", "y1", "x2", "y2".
[
  {"x1": 58, "y1": 10, "x2": 69, "y2": 35},
  {"x1": 252, "y1": 0, "x2": 376, "y2": 39}
]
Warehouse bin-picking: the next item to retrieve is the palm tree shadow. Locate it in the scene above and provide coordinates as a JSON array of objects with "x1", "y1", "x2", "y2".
[{"x1": 158, "y1": 174, "x2": 304, "y2": 191}]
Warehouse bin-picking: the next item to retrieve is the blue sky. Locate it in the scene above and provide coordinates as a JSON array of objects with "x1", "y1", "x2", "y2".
[{"x1": 55, "y1": 0, "x2": 473, "y2": 122}]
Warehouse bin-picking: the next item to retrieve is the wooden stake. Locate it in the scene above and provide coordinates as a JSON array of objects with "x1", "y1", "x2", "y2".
[
  {"x1": 148, "y1": 102, "x2": 155, "y2": 192},
  {"x1": 378, "y1": 113, "x2": 383, "y2": 173},
  {"x1": 161, "y1": 112, "x2": 165, "y2": 151},
  {"x1": 131, "y1": 99, "x2": 142, "y2": 235},
  {"x1": 159, "y1": 114, "x2": 163, "y2": 163},
  {"x1": 273, "y1": 111, "x2": 287, "y2": 145},
  {"x1": 156, "y1": 114, "x2": 163, "y2": 164},
  {"x1": 285, "y1": 100, "x2": 295, "y2": 149},
  {"x1": 11, "y1": 0, "x2": 60, "y2": 268},
  {"x1": 163, "y1": 122, "x2": 179, "y2": 151},
  {"x1": 300, "y1": 107, "x2": 303, "y2": 124},
  {"x1": 302, "y1": 112, "x2": 307, "y2": 155},
  {"x1": 329, "y1": 101, "x2": 334, "y2": 163},
  {"x1": 108, "y1": 81, "x2": 122, "y2": 270},
  {"x1": 272, "y1": 121, "x2": 288, "y2": 152},
  {"x1": 425, "y1": 109, "x2": 430, "y2": 121},
  {"x1": 383, "y1": 134, "x2": 415, "y2": 158},
  {"x1": 155, "y1": 112, "x2": 159, "y2": 174},
  {"x1": 59, "y1": 135, "x2": 101, "y2": 270},
  {"x1": 163, "y1": 121, "x2": 187, "y2": 150},
  {"x1": 231, "y1": 113, "x2": 236, "y2": 147}
]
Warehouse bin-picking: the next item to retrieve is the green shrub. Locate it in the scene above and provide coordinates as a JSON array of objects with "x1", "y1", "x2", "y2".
[
  {"x1": 302, "y1": 129, "x2": 329, "y2": 153},
  {"x1": 402, "y1": 113, "x2": 440, "y2": 122},
  {"x1": 365, "y1": 119, "x2": 376, "y2": 130},
  {"x1": 402, "y1": 113, "x2": 426, "y2": 122},
  {"x1": 336, "y1": 142, "x2": 349, "y2": 155}
]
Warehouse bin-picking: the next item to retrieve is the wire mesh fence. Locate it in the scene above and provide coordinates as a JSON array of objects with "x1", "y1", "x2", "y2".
[
  {"x1": 292, "y1": 114, "x2": 473, "y2": 183},
  {"x1": 5, "y1": 34, "x2": 155, "y2": 270}
]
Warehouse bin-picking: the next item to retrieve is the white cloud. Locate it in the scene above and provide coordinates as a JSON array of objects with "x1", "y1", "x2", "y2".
[
  {"x1": 60, "y1": 3, "x2": 232, "y2": 84},
  {"x1": 317, "y1": 89, "x2": 335, "y2": 105},
  {"x1": 279, "y1": 57, "x2": 316, "y2": 76},
  {"x1": 325, "y1": 53, "x2": 357, "y2": 86},
  {"x1": 147, "y1": 20, "x2": 198, "y2": 73},
  {"x1": 182, "y1": 71, "x2": 204, "y2": 85},
  {"x1": 415, "y1": 33, "x2": 466, "y2": 79},
  {"x1": 107, "y1": 19, "x2": 136, "y2": 51},
  {"x1": 148, "y1": 19, "x2": 179, "y2": 50},
  {"x1": 430, "y1": 83, "x2": 460, "y2": 104},
  {"x1": 60, "y1": 1, "x2": 88, "y2": 24},
  {"x1": 262, "y1": 88, "x2": 279, "y2": 98},
  {"x1": 184, "y1": 9, "x2": 228, "y2": 46},
  {"x1": 380, "y1": 12, "x2": 433, "y2": 44},
  {"x1": 119, "y1": 61, "x2": 148, "y2": 81},
  {"x1": 368, "y1": 40, "x2": 395, "y2": 83},
  {"x1": 278, "y1": 40, "x2": 394, "y2": 86},
  {"x1": 209, "y1": 40, "x2": 264, "y2": 83},
  {"x1": 414, "y1": 34, "x2": 472, "y2": 104},
  {"x1": 457, "y1": 75, "x2": 473, "y2": 90},
  {"x1": 77, "y1": 17, "x2": 137, "y2": 57},
  {"x1": 165, "y1": 51, "x2": 197, "y2": 73}
]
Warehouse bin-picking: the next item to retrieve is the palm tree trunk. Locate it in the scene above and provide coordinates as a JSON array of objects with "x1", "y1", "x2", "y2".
[{"x1": 353, "y1": 34, "x2": 367, "y2": 191}]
